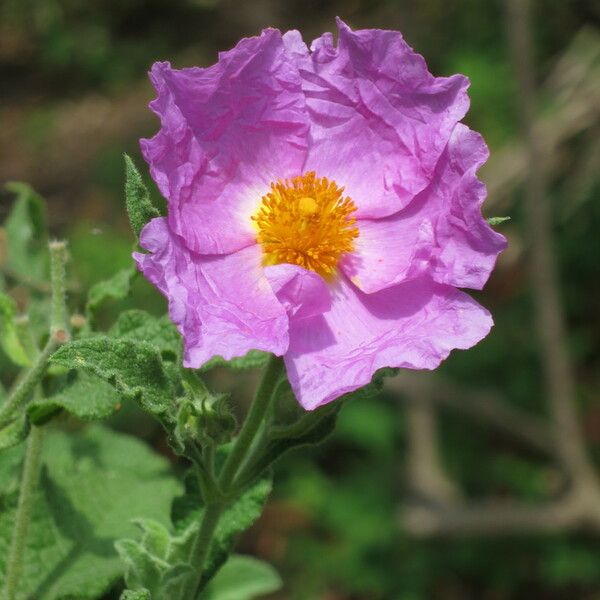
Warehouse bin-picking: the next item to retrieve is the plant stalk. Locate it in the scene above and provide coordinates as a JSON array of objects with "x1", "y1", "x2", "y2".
[
  {"x1": 2, "y1": 425, "x2": 44, "y2": 600},
  {"x1": 182, "y1": 355, "x2": 283, "y2": 600}
]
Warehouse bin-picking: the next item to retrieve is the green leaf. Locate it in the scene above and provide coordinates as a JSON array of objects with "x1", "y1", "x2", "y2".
[
  {"x1": 200, "y1": 350, "x2": 270, "y2": 372},
  {"x1": 120, "y1": 590, "x2": 152, "y2": 600},
  {"x1": 0, "y1": 425, "x2": 182, "y2": 600},
  {"x1": 172, "y1": 474, "x2": 273, "y2": 592},
  {"x1": 125, "y1": 154, "x2": 160, "y2": 239},
  {"x1": 486, "y1": 216, "x2": 511, "y2": 226},
  {"x1": 50, "y1": 337, "x2": 175, "y2": 416},
  {"x1": 4, "y1": 182, "x2": 49, "y2": 282},
  {"x1": 116, "y1": 518, "x2": 198, "y2": 598},
  {"x1": 0, "y1": 413, "x2": 30, "y2": 450},
  {"x1": 202, "y1": 555, "x2": 282, "y2": 600},
  {"x1": 0, "y1": 292, "x2": 32, "y2": 367},
  {"x1": 27, "y1": 370, "x2": 122, "y2": 425},
  {"x1": 86, "y1": 266, "x2": 137, "y2": 325},
  {"x1": 110, "y1": 310, "x2": 182, "y2": 361}
]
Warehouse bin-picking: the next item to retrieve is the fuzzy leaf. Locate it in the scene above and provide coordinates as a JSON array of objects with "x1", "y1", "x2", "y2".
[
  {"x1": 120, "y1": 590, "x2": 152, "y2": 600},
  {"x1": 0, "y1": 292, "x2": 32, "y2": 367},
  {"x1": 86, "y1": 266, "x2": 137, "y2": 324},
  {"x1": 486, "y1": 216, "x2": 511, "y2": 226},
  {"x1": 0, "y1": 425, "x2": 181, "y2": 600},
  {"x1": 203, "y1": 555, "x2": 282, "y2": 600},
  {"x1": 116, "y1": 518, "x2": 197, "y2": 598},
  {"x1": 125, "y1": 154, "x2": 160, "y2": 238},
  {"x1": 110, "y1": 310, "x2": 181, "y2": 361},
  {"x1": 50, "y1": 337, "x2": 174, "y2": 416},
  {"x1": 27, "y1": 370, "x2": 122, "y2": 425},
  {"x1": 4, "y1": 182, "x2": 49, "y2": 281},
  {"x1": 200, "y1": 350, "x2": 270, "y2": 372}
]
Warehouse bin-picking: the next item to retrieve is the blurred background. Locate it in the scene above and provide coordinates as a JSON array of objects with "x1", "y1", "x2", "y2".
[{"x1": 1, "y1": 0, "x2": 599, "y2": 598}]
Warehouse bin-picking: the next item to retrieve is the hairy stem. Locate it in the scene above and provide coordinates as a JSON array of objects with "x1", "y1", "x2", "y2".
[
  {"x1": 2, "y1": 240, "x2": 70, "y2": 600},
  {"x1": 0, "y1": 242, "x2": 70, "y2": 427},
  {"x1": 182, "y1": 355, "x2": 283, "y2": 600},
  {"x1": 3, "y1": 425, "x2": 44, "y2": 600}
]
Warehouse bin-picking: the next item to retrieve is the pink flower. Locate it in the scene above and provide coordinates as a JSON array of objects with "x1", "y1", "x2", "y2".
[{"x1": 135, "y1": 19, "x2": 506, "y2": 410}]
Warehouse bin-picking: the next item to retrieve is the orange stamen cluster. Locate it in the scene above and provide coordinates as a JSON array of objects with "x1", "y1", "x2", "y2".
[{"x1": 252, "y1": 172, "x2": 359, "y2": 279}]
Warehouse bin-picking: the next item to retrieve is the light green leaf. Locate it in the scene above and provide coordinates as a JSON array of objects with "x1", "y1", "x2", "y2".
[
  {"x1": 50, "y1": 337, "x2": 175, "y2": 416},
  {"x1": 4, "y1": 182, "x2": 49, "y2": 281},
  {"x1": 116, "y1": 518, "x2": 197, "y2": 598},
  {"x1": 27, "y1": 370, "x2": 122, "y2": 425},
  {"x1": 0, "y1": 292, "x2": 32, "y2": 367},
  {"x1": 110, "y1": 310, "x2": 181, "y2": 361},
  {"x1": 486, "y1": 216, "x2": 511, "y2": 226},
  {"x1": 86, "y1": 266, "x2": 137, "y2": 324},
  {"x1": 125, "y1": 154, "x2": 160, "y2": 239},
  {"x1": 203, "y1": 555, "x2": 282, "y2": 600},
  {"x1": 120, "y1": 590, "x2": 152, "y2": 600},
  {"x1": 200, "y1": 350, "x2": 270, "y2": 372},
  {"x1": 0, "y1": 425, "x2": 182, "y2": 600}
]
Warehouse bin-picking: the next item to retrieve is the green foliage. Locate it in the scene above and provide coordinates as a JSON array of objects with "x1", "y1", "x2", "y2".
[
  {"x1": 0, "y1": 425, "x2": 181, "y2": 600},
  {"x1": 50, "y1": 337, "x2": 174, "y2": 416},
  {"x1": 124, "y1": 154, "x2": 160, "y2": 239},
  {"x1": 116, "y1": 518, "x2": 196, "y2": 599},
  {"x1": 0, "y1": 293, "x2": 31, "y2": 367},
  {"x1": 120, "y1": 590, "x2": 151, "y2": 600},
  {"x1": 0, "y1": 413, "x2": 30, "y2": 450},
  {"x1": 486, "y1": 216, "x2": 511, "y2": 226},
  {"x1": 110, "y1": 310, "x2": 181, "y2": 361},
  {"x1": 200, "y1": 350, "x2": 270, "y2": 372},
  {"x1": 202, "y1": 555, "x2": 282, "y2": 600},
  {"x1": 27, "y1": 371, "x2": 121, "y2": 425},
  {"x1": 86, "y1": 265, "x2": 138, "y2": 325},
  {"x1": 172, "y1": 473, "x2": 273, "y2": 591},
  {"x1": 3, "y1": 182, "x2": 49, "y2": 282}
]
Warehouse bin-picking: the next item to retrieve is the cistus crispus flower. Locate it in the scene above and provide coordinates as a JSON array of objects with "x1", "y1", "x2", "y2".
[{"x1": 134, "y1": 18, "x2": 506, "y2": 410}]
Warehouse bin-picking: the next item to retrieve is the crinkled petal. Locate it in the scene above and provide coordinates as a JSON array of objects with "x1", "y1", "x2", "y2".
[
  {"x1": 141, "y1": 29, "x2": 309, "y2": 255},
  {"x1": 344, "y1": 124, "x2": 507, "y2": 292},
  {"x1": 285, "y1": 276, "x2": 493, "y2": 410},
  {"x1": 264, "y1": 263, "x2": 331, "y2": 319},
  {"x1": 283, "y1": 19, "x2": 469, "y2": 219},
  {"x1": 133, "y1": 218, "x2": 289, "y2": 365}
]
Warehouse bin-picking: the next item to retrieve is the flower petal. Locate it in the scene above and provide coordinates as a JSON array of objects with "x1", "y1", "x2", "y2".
[
  {"x1": 343, "y1": 124, "x2": 507, "y2": 293},
  {"x1": 264, "y1": 263, "x2": 331, "y2": 319},
  {"x1": 284, "y1": 276, "x2": 493, "y2": 410},
  {"x1": 141, "y1": 29, "x2": 309, "y2": 255},
  {"x1": 134, "y1": 218, "x2": 289, "y2": 366},
  {"x1": 283, "y1": 18, "x2": 469, "y2": 219}
]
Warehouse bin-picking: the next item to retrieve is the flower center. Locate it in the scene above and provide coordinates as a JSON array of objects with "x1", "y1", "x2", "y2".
[{"x1": 252, "y1": 172, "x2": 359, "y2": 279}]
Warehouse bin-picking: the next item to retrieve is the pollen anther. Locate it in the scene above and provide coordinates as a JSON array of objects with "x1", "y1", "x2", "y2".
[{"x1": 252, "y1": 172, "x2": 359, "y2": 279}]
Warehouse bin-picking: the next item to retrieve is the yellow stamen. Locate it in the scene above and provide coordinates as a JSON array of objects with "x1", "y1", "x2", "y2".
[{"x1": 252, "y1": 172, "x2": 359, "y2": 279}]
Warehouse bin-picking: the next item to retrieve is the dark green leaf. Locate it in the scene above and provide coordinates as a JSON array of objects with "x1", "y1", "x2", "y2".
[
  {"x1": 0, "y1": 425, "x2": 181, "y2": 600},
  {"x1": 125, "y1": 154, "x2": 160, "y2": 238},
  {"x1": 50, "y1": 337, "x2": 174, "y2": 416},
  {"x1": 4, "y1": 182, "x2": 49, "y2": 282},
  {"x1": 202, "y1": 555, "x2": 282, "y2": 600},
  {"x1": 0, "y1": 292, "x2": 32, "y2": 367},
  {"x1": 486, "y1": 216, "x2": 511, "y2": 226},
  {"x1": 28, "y1": 370, "x2": 122, "y2": 425},
  {"x1": 86, "y1": 266, "x2": 137, "y2": 324},
  {"x1": 200, "y1": 351, "x2": 270, "y2": 372}
]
